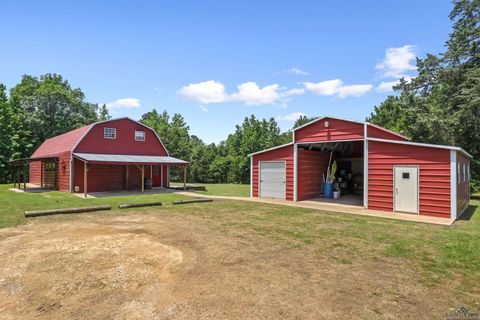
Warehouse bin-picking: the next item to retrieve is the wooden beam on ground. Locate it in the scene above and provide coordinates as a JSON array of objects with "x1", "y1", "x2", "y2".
[
  {"x1": 118, "y1": 201, "x2": 162, "y2": 209},
  {"x1": 172, "y1": 199, "x2": 213, "y2": 205},
  {"x1": 25, "y1": 205, "x2": 111, "y2": 218}
]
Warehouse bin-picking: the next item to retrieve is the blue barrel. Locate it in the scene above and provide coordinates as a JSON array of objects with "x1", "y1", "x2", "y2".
[{"x1": 323, "y1": 182, "x2": 334, "y2": 198}]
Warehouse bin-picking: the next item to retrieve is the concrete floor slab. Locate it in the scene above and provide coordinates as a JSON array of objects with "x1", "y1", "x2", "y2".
[{"x1": 178, "y1": 192, "x2": 454, "y2": 226}]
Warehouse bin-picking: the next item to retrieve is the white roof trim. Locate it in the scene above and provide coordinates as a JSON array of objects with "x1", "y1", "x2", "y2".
[
  {"x1": 367, "y1": 137, "x2": 473, "y2": 158},
  {"x1": 366, "y1": 123, "x2": 410, "y2": 140},
  {"x1": 291, "y1": 115, "x2": 409, "y2": 141},
  {"x1": 73, "y1": 153, "x2": 188, "y2": 164},
  {"x1": 247, "y1": 142, "x2": 294, "y2": 157},
  {"x1": 292, "y1": 116, "x2": 364, "y2": 132}
]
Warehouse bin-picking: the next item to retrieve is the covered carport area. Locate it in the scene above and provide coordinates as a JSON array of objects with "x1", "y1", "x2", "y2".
[
  {"x1": 72, "y1": 153, "x2": 189, "y2": 197},
  {"x1": 9, "y1": 156, "x2": 59, "y2": 192},
  {"x1": 296, "y1": 139, "x2": 364, "y2": 206}
]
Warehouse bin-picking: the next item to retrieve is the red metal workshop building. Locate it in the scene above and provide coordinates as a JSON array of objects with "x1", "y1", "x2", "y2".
[{"x1": 249, "y1": 117, "x2": 472, "y2": 221}]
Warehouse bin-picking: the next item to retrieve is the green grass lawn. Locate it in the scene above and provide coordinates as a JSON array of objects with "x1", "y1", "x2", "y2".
[
  {"x1": 171, "y1": 182, "x2": 250, "y2": 197},
  {"x1": 0, "y1": 183, "x2": 479, "y2": 307},
  {"x1": 0, "y1": 184, "x2": 189, "y2": 228}
]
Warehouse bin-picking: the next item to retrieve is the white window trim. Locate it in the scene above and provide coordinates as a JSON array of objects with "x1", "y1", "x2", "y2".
[
  {"x1": 135, "y1": 130, "x2": 145, "y2": 141},
  {"x1": 457, "y1": 163, "x2": 461, "y2": 184},
  {"x1": 104, "y1": 127, "x2": 116, "y2": 139}
]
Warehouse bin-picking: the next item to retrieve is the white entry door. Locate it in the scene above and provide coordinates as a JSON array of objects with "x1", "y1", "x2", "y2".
[
  {"x1": 259, "y1": 161, "x2": 286, "y2": 199},
  {"x1": 394, "y1": 166, "x2": 419, "y2": 214}
]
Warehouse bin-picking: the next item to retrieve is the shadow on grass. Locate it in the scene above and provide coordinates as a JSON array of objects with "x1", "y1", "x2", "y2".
[{"x1": 457, "y1": 205, "x2": 478, "y2": 221}]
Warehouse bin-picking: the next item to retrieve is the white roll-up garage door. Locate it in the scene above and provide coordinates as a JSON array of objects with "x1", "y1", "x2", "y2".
[{"x1": 259, "y1": 161, "x2": 286, "y2": 199}]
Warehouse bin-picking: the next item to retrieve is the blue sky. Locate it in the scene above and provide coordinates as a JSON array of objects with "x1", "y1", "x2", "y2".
[{"x1": 1, "y1": 0, "x2": 453, "y2": 143}]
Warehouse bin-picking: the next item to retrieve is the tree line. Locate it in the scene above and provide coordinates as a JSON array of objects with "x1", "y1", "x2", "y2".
[
  {"x1": 367, "y1": 0, "x2": 480, "y2": 191},
  {"x1": 0, "y1": 74, "x2": 311, "y2": 184}
]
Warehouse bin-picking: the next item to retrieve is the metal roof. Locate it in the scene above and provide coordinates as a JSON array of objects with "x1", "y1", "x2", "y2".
[{"x1": 73, "y1": 153, "x2": 188, "y2": 164}]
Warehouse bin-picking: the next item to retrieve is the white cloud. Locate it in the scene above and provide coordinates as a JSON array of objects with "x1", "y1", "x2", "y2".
[
  {"x1": 376, "y1": 45, "x2": 417, "y2": 78},
  {"x1": 304, "y1": 79, "x2": 372, "y2": 98},
  {"x1": 177, "y1": 80, "x2": 228, "y2": 104},
  {"x1": 230, "y1": 82, "x2": 280, "y2": 106},
  {"x1": 106, "y1": 97, "x2": 141, "y2": 110},
  {"x1": 337, "y1": 84, "x2": 373, "y2": 98},
  {"x1": 199, "y1": 105, "x2": 208, "y2": 112},
  {"x1": 178, "y1": 80, "x2": 291, "y2": 106},
  {"x1": 285, "y1": 67, "x2": 309, "y2": 75},
  {"x1": 304, "y1": 79, "x2": 343, "y2": 96},
  {"x1": 282, "y1": 88, "x2": 305, "y2": 97},
  {"x1": 278, "y1": 112, "x2": 306, "y2": 121}
]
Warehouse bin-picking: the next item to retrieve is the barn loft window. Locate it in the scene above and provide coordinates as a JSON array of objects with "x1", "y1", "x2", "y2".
[
  {"x1": 104, "y1": 127, "x2": 116, "y2": 139},
  {"x1": 463, "y1": 164, "x2": 466, "y2": 182},
  {"x1": 135, "y1": 131, "x2": 145, "y2": 141}
]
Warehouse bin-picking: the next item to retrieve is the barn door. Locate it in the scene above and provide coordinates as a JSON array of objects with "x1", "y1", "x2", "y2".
[
  {"x1": 259, "y1": 161, "x2": 286, "y2": 199},
  {"x1": 43, "y1": 161, "x2": 58, "y2": 189},
  {"x1": 152, "y1": 165, "x2": 161, "y2": 187},
  {"x1": 394, "y1": 166, "x2": 419, "y2": 214}
]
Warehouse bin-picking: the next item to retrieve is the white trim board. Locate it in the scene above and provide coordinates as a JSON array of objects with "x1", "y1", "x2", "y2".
[
  {"x1": 293, "y1": 143, "x2": 298, "y2": 202},
  {"x1": 450, "y1": 150, "x2": 457, "y2": 220},
  {"x1": 247, "y1": 142, "x2": 294, "y2": 157}
]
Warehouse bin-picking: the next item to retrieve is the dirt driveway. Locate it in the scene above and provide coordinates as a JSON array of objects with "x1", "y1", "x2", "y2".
[{"x1": 0, "y1": 208, "x2": 459, "y2": 319}]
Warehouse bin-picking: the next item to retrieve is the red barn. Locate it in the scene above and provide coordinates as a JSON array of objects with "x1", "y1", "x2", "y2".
[
  {"x1": 249, "y1": 116, "x2": 472, "y2": 221},
  {"x1": 24, "y1": 118, "x2": 187, "y2": 196}
]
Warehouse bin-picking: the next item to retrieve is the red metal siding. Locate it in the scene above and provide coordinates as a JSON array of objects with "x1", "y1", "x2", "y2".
[
  {"x1": 72, "y1": 160, "x2": 169, "y2": 193},
  {"x1": 367, "y1": 125, "x2": 408, "y2": 141},
  {"x1": 368, "y1": 141, "x2": 451, "y2": 218},
  {"x1": 57, "y1": 152, "x2": 71, "y2": 192},
  {"x1": 297, "y1": 149, "x2": 329, "y2": 201},
  {"x1": 74, "y1": 118, "x2": 168, "y2": 156},
  {"x1": 28, "y1": 151, "x2": 71, "y2": 191},
  {"x1": 295, "y1": 117, "x2": 364, "y2": 143},
  {"x1": 252, "y1": 145, "x2": 294, "y2": 200},
  {"x1": 29, "y1": 162, "x2": 42, "y2": 185},
  {"x1": 457, "y1": 153, "x2": 470, "y2": 216}
]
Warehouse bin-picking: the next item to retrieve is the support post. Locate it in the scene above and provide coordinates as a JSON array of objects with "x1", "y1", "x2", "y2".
[
  {"x1": 183, "y1": 165, "x2": 187, "y2": 191},
  {"x1": 12, "y1": 164, "x2": 16, "y2": 188},
  {"x1": 23, "y1": 163, "x2": 27, "y2": 192},
  {"x1": 126, "y1": 165, "x2": 129, "y2": 190},
  {"x1": 141, "y1": 164, "x2": 145, "y2": 192},
  {"x1": 160, "y1": 165, "x2": 163, "y2": 187},
  {"x1": 18, "y1": 164, "x2": 21, "y2": 190},
  {"x1": 41, "y1": 162, "x2": 44, "y2": 188},
  {"x1": 84, "y1": 161, "x2": 88, "y2": 198},
  {"x1": 150, "y1": 165, "x2": 153, "y2": 180}
]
